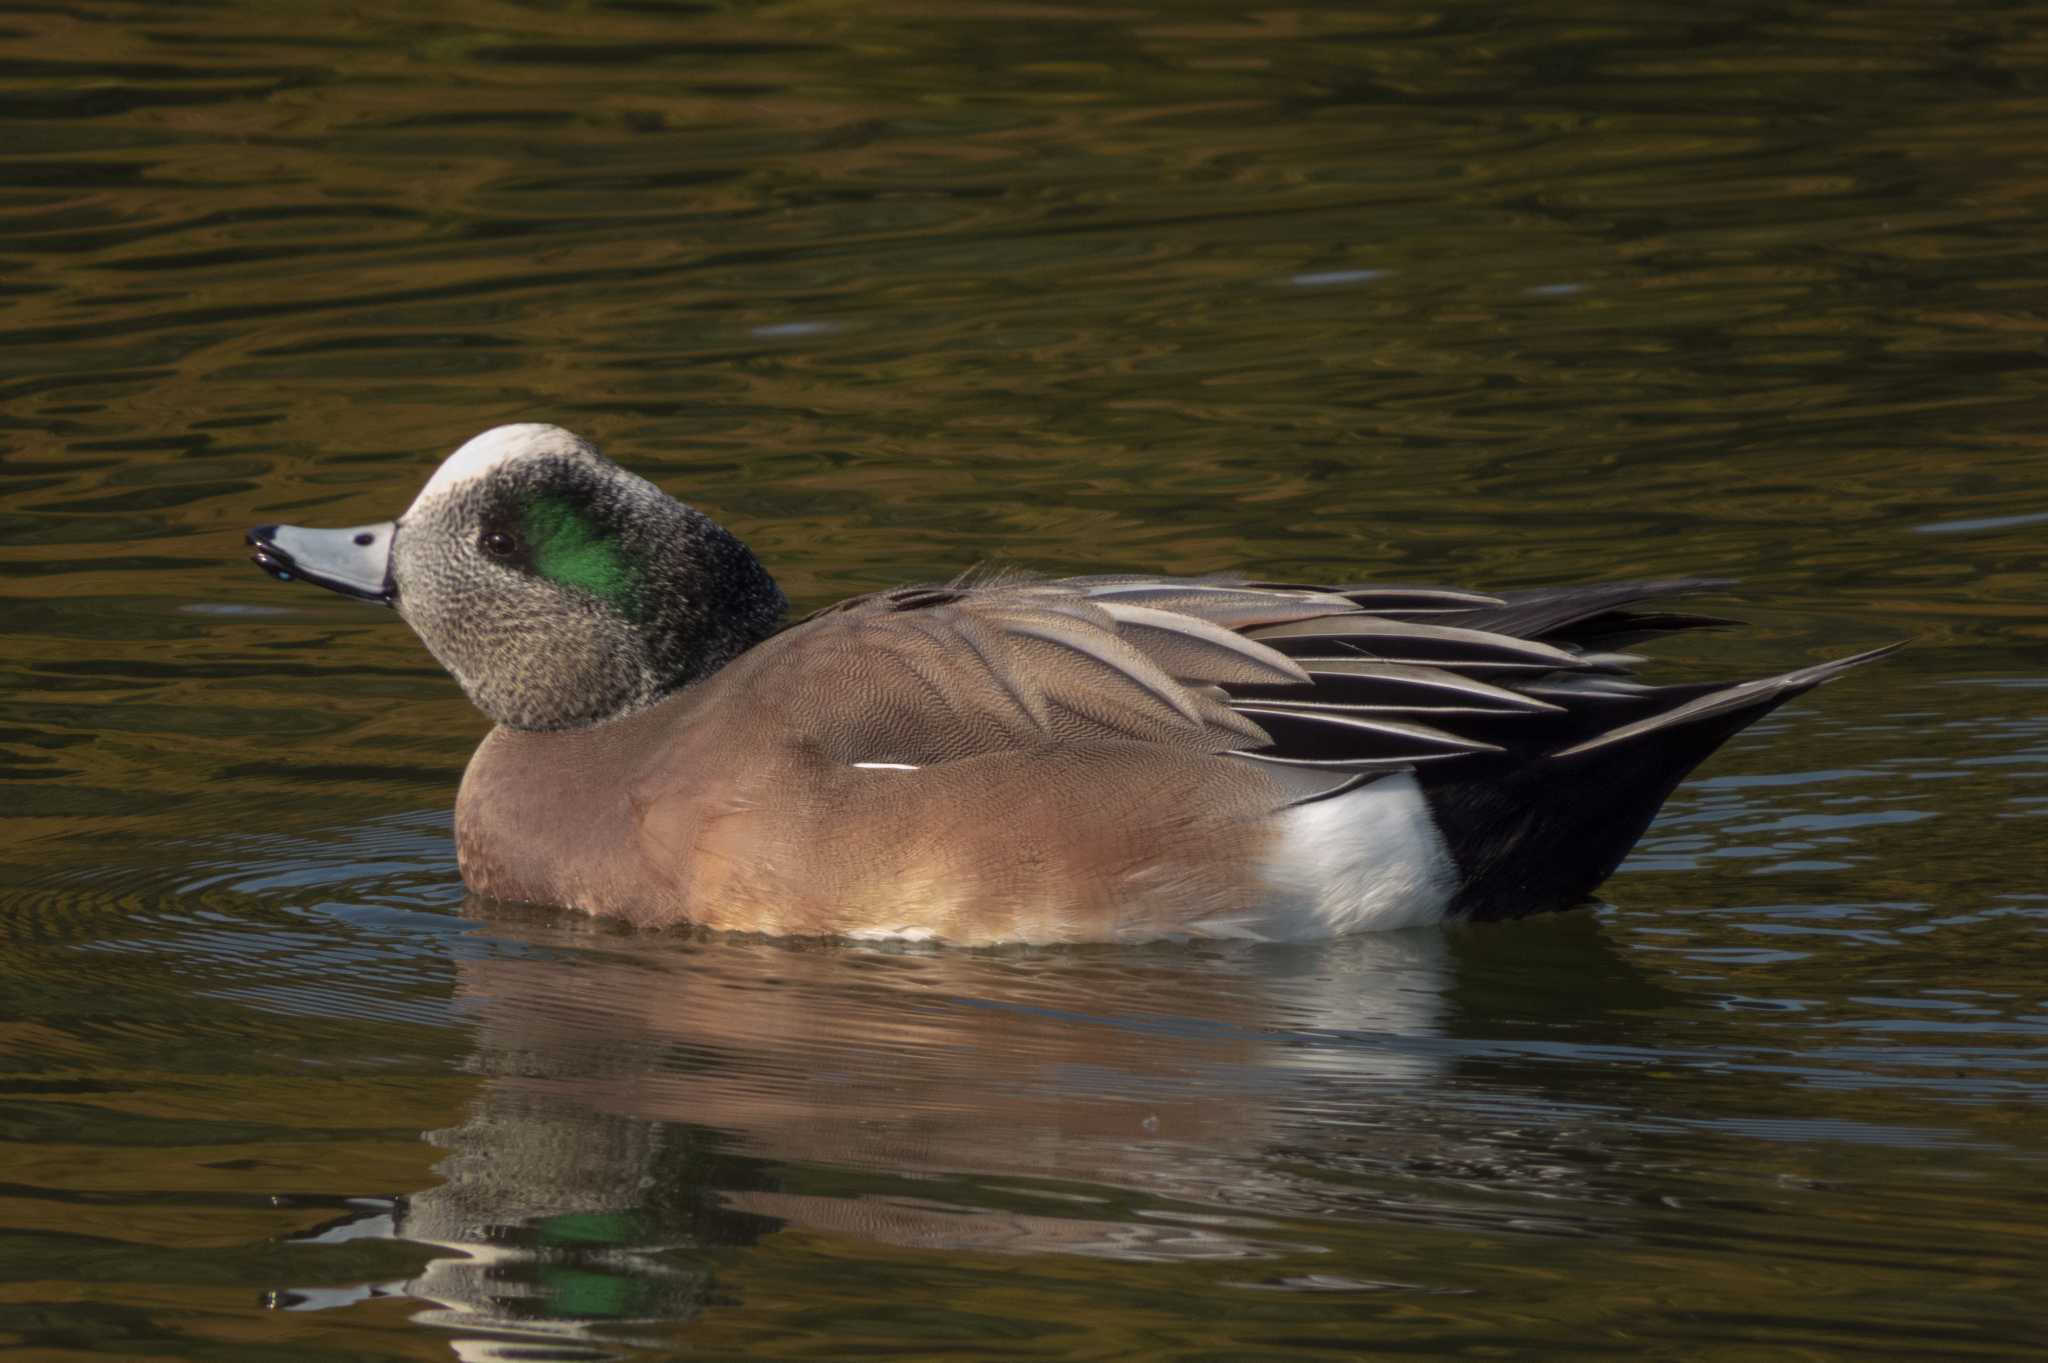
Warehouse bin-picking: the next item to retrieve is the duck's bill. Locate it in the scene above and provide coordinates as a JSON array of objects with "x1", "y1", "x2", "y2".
[{"x1": 246, "y1": 521, "x2": 398, "y2": 605}]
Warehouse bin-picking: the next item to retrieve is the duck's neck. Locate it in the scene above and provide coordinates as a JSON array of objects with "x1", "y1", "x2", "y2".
[{"x1": 639, "y1": 505, "x2": 787, "y2": 699}]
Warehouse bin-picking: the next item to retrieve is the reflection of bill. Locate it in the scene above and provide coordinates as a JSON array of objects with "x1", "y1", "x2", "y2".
[{"x1": 271, "y1": 907, "x2": 1629, "y2": 1356}]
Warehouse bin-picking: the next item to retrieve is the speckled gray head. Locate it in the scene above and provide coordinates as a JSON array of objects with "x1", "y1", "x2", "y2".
[{"x1": 247, "y1": 424, "x2": 787, "y2": 730}]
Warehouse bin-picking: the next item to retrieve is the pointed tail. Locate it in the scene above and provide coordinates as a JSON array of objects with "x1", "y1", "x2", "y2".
[{"x1": 1421, "y1": 642, "x2": 1903, "y2": 921}]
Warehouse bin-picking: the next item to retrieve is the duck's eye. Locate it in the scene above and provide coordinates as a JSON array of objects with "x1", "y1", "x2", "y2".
[{"x1": 479, "y1": 530, "x2": 517, "y2": 559}]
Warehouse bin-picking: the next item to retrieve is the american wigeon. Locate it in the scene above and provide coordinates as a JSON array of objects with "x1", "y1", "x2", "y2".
[{"x1": 248, "y1": 424, "x2": 1895, "y2": 944}]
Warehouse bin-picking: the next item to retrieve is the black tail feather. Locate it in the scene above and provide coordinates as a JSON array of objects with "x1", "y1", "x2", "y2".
[
  {"x1": 1428, "y1": 578, "x2": 1735, "y2": 641},
  {"x1": 1421, "y1": 643, "x2": 1901, "y2": 921}
]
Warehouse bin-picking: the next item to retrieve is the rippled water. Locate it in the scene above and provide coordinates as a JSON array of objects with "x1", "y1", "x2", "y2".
[{"x1": 3, "y1": 2, "x2": 2045, "y2": 1359}]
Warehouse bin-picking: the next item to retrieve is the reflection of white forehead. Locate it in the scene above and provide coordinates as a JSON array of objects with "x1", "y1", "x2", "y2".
[{"x1": 405, "y1": 424, "x2": 589, "y2": 516}]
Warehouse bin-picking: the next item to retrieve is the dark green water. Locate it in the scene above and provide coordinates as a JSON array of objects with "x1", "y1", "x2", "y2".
[{"x1": 2, "y1": 2, "x2": 2044, "y2": 1358}]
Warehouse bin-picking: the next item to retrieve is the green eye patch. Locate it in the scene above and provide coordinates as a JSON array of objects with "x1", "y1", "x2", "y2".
[{"x1": 523, "y1": 495, "x2": 639, "y2": 612}]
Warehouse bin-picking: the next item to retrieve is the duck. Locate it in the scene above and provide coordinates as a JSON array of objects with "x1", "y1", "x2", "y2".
[{"x1": 246, "y1": 423, "x2": 1896, "y2": 945}]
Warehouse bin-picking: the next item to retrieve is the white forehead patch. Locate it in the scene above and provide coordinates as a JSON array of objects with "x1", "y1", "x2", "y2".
[{"x1": 405, "y1": 423, "x2": 592, "y2": 515}]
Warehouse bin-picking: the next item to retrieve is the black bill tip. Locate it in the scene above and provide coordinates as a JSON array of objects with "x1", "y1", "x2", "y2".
[{"x1": 246, "y1": 525, "x2": 298, "y2": 583}]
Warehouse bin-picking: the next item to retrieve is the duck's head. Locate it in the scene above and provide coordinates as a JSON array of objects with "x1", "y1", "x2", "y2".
[{"x1": 248, "y1": 424, "x2": 786, "y2": 731}]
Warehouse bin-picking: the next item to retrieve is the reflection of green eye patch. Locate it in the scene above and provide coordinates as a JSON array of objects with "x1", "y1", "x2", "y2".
[{"x1": 524, "y1": 496, "x2": 638, "y2": 611}]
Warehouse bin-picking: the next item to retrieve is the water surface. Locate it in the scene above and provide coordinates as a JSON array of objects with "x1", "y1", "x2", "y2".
[{"x1": 1, "y1": 2, "x2": 2044, "y2": 1359}]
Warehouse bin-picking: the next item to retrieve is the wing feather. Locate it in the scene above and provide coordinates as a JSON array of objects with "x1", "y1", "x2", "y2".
[
  {"x1": 768, "y1": 572, "x2": 1833, "y2": 782},
  {"x1": 1094, "y1": 601, "x2": 1309, "y2": 686}
]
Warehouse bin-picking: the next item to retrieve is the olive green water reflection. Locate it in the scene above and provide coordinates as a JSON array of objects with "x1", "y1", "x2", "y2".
[{"x1": 2, "y1": 1, "x2": 2045, "y2": 1359}]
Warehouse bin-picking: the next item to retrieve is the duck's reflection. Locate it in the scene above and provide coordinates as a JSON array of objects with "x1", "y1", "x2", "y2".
[{"x1": 283, "y1": 903, "x2": 1659, "y2": 1358}]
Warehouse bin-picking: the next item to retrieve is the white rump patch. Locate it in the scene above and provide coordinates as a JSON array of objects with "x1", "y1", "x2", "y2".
[
  {"x1": 851, "y1": 761, "x2": 921, "y2": 771},
  {"x1": 1231, "y1": 773, "x2": 1457, "y2": 940},
  {"x1": 405, "y1": 423, "x2": 590, "y2": 514}
]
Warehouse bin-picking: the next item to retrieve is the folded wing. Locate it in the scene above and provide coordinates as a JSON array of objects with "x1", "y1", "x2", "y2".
[{"x1": 778, "y1": 575, "x2": 1851, "y2": 786}]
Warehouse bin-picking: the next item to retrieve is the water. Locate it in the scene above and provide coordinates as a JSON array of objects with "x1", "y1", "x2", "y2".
[{"x1": 2, "y1": 1, "x2": 2044, "y2": 1358}]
